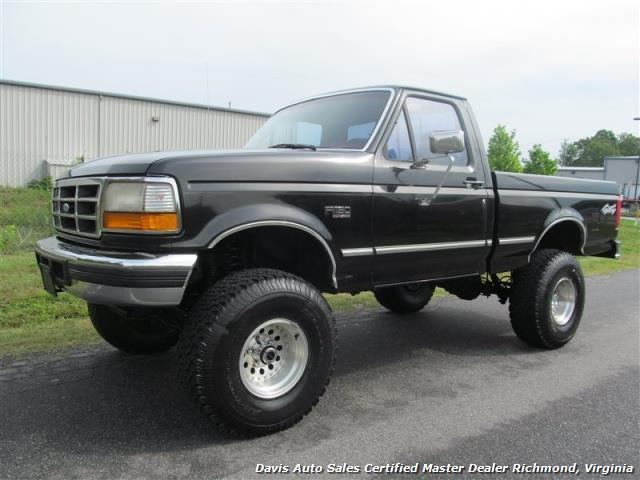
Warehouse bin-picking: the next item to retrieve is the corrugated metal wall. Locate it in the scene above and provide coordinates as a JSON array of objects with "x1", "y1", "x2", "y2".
[
  {"x1": 555, "y1": 168, "x2": 605, "y2": 180},
  {"x1": 0, "y1": 81, "x2": 269, "y2": 187}
]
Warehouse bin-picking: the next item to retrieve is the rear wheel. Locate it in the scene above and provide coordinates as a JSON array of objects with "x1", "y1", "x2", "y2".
[
  {"x1": 88, "y1": 304, "x2": 181, "y2": 354},
  {"x1": 177, "y1": 268, "x2": 336, "y2": 436},
  {"x1": 374, "y1": 283, "x2": 435, "y2": 314},
  {"x1": 509, "y1": 249, "x2": 585, "y2": 349}
]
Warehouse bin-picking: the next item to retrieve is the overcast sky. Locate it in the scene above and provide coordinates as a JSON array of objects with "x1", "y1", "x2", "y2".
[{"x1": 1, "y1": 0, "x2": 638, "y2": 157}]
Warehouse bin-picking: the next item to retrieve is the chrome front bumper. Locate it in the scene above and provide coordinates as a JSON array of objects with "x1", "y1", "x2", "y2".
[{"x1": 35, "y1": 237, "x2": 197, "y2": 307}]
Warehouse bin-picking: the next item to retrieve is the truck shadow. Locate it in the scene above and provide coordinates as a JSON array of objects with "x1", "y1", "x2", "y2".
[
  {"x1": 0, "y1": 298, "x2": 543, "y2": 460},
  {"x1": 335, "y1": 297, "x2": 538, "y2": 376}
]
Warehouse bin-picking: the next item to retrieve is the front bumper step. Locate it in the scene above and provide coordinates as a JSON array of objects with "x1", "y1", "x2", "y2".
[{"x1": 35, "y1": 237, "x2": 197, "y2": 307}]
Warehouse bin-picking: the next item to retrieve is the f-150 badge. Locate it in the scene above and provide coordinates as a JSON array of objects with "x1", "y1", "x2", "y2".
[
  {"x1": 325, "y1": 205, "x2": 351, "y2": 219},
  {"x1": 601, "y1": 203, "x2": 616, "y2": 215}
]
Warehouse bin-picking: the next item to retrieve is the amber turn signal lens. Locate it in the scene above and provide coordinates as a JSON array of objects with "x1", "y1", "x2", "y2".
[{"x1": 103, "y1": 212, "x2": 178, "y2": 231}]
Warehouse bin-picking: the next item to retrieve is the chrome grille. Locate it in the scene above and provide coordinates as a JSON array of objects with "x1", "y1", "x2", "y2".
[{"x1": 52, "y1": 177, "x2": 103, "y2": 238}]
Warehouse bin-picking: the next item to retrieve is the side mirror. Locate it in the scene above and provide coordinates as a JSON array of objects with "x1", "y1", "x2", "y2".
[
  {"x1": 412, "y1": 130, "x2": 465, "y2": 169},
  {"x1": 430, "y1": 130, "x2": 465, "y2": 155},
  {"x1": 413, "y1": 130, "x2": 465, "y2": 204}
]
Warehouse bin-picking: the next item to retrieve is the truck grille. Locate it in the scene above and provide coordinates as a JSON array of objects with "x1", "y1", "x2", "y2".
[{"x1": 52, "y1": 178, "x2": 103, "y2": 238}]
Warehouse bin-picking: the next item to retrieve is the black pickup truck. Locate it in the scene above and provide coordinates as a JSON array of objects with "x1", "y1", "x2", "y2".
[{"x1": 35, "y1": 86, "x2": 621, "y2": 435}]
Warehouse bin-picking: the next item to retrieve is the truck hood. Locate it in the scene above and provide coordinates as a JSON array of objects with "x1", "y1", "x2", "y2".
[
  {"x1": 68, "y1": 148, "x2": 374, "y2": 185},
  {"x1": 68, "y1": 151, "x2": 174, "y2": 177}
]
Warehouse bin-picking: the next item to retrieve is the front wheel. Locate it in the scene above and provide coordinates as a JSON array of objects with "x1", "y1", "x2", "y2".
[
  {"x1": 374, "y1": 283, "x2": 435, "y2": 314},
  {"x1": 509, "y1": 249, "x2": 585, "y2": 349},
  {"x1": 177, "y1": 268, "x2": 336, "y2": 436}
]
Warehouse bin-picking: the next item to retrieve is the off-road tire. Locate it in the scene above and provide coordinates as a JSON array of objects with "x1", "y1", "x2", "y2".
[
  {"x1": 509, "y1": 249, "x2": 585, "y2": 349},
  {"x1": 374, "y1": 283, "x2": 435, "y2": 314},
  {"x1": 177, "y1": 268, "x2": 336, "y2": 436},
  {"x1": 88, "y1": 304, "x2": 180, "y2": 354}
]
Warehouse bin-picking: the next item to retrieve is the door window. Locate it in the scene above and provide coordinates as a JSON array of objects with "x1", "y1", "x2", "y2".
[
  {"x1": 383, "y1": 110, "x2": 413, "y2": 162},
  {"x1": 405, "y1": 97, "x2": 468, "y2": 166}
]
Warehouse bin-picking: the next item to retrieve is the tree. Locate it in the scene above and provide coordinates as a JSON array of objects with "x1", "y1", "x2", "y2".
[
  {"x1": 487, "y1": 125, "x2": 522, "y2": 172},
  {"x1": 523, "y1": 144, "x2": 557, "y2": 175},
  {"x1": 558, "y1": 140, "x2": 578, "y2": 166},
  {"x1": 558, "y1": 130, "x2": 639, "y2": 167},
  {"x1": 573, "y1": 130, "x2": 619, "y2": 166},
  {"x1": 618, "y1": 133, "x2": 640, "y2": 157}
]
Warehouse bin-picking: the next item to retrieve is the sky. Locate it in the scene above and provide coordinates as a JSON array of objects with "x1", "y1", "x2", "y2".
[{"x1": 1, "y1": 0, "x2": 638, "y2": 158}]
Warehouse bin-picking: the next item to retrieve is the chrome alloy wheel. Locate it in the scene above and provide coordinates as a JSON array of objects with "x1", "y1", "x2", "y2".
[
  {"x1": 239, "y1": 318, "x2": 309, "y2": 399},
  {"x1": 550, "y1": 277, "x2": 577, "y2": 327}
]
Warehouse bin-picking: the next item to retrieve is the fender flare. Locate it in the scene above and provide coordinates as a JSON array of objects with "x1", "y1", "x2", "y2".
[
  {"x1": 205, "y1": 206, "x2": 338, "y2": 289},
  {"x1": 529, "y1": 210, "x2": 587, "y2": 260}
]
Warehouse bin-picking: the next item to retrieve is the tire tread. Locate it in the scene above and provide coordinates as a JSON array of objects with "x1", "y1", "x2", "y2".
[
  {"x1": 176, "y1": 268, "x2": 337, "y2": 436},
  {"x1": 509, "y1": 249, "x2": 583, "y2": 349}
]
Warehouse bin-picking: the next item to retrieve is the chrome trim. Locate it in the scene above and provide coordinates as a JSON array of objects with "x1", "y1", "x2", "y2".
[
  {"x1": 54, "y1": 175, "x2": 182, "y2": 238},
  {"x1": 53, "y1": 177, "x2": 104, "y2": 238},
  {"x1": 208, "y1": 220, "x2": 338, "y2": 289},
  {"x1": 191, "y1": 184, "x2": 491, "y2": 197},
  {"x1": 375, "y1": 239, "x2": 488, "y2": 255},
  {"x1": 372, "y1": 185, "x2": 488, "y2": 196},
  {"x1": 66, "y1": 282, "x2": 188, "y2": 307},
  {"x1": 189, "y1": 182, "x2": 372, "y2": 194},
  {"x1": 529, "y1": 218, "x2": 587, "y2": 259},
  {"x1": 271, "y1": 87, "x2": 397, "y2": 152},
  {"x1": 499, "y1": 236, "x2": 536, "y2": 245},
  {"x1": 341, "y1": 247, "x2": 375, "y2": 257},
  {"x1": 35, "y1": 236, "x2": 197, "y2": 307},
  {"x1": 498, "y1": 190, "x2": 619, "y2": 200},
  {"x1": 36, "y1": 237, "x2": 196, "y2": 269},
  {"x1": 100, "y1": 176, "x2": 182, "y2": 235}
]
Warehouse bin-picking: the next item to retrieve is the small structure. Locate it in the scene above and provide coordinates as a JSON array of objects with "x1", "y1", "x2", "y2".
[
  {"x1": 0, "y1": 80, "x2": 270, "y2": 187},
  {"x1": 556, "y1": 156, "x2": 640, "y2": 201},
  {"x1": 555, "y1": 166, "x2": 605, "y2": 181}
]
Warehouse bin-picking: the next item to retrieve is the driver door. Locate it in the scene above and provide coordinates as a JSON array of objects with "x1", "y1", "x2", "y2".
[{"x1": 372, "y1": 93, "x2": 491, "y2": 286}]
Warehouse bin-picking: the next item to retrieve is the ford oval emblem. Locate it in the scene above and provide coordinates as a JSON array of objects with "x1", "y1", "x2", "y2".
[{"x1": 62, "y1": 203, "x2": 70, "y2": 213}]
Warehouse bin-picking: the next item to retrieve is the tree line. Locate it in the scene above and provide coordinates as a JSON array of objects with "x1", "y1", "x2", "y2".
[{"x1": 487, "y1": 125, "x2": 640, "y2": 175}]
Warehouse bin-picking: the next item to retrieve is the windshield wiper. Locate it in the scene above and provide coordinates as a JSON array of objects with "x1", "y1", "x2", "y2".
[{"x1": 269, "y1": 143, "x2": 317, "y2": 151}]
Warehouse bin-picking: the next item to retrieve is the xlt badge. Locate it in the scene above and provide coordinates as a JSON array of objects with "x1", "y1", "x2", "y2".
[{"x1": 324, "y1": 205, "x2": 351, "y2": 219}]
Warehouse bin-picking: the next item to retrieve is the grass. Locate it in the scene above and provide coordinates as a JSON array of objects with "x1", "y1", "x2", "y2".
[
  {"x1": 0, "y1": 220, "x2": 637, "y2": 357},
  {"x1": 578, "y1": 219, "x2": 639, "y2": 275},
  {"x1": 0, "y1": 187, "x2": 53, "y2": 254},
  {"x1": 0, "y1": 253, "x2": 98, "y2": 355}
]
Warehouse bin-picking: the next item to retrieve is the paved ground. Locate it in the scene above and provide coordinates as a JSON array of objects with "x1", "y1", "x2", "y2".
[{"x1": 1, "y1": 270, "x2": 638, "y2": 480}]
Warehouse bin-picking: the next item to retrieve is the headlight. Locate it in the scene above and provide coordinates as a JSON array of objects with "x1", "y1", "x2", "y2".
[{"x1": 102, "y1": 179, "x2": 180, "y2": 233}]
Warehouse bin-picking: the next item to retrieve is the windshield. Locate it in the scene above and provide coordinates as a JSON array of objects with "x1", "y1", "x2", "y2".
[{"x1": 245, "y1": 90, "x2": 392, "y2": 150}]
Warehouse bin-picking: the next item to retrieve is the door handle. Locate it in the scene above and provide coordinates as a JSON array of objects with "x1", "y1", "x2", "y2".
[{"x1": 463, "y1": 178, "x2": 484, "y2": 189}]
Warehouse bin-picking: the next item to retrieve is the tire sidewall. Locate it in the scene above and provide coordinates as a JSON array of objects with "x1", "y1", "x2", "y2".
[{"x1": 206, "y1": 291, "x2": 333, "y2": 428}]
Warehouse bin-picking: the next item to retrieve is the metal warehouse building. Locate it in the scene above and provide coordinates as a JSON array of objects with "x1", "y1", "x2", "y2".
[
  {"x1": 556, "y1": 156, "x2": 640, "y2": 200},
  {"x1": 0, "y1": 80, "x2": 269, "y2": 187}
]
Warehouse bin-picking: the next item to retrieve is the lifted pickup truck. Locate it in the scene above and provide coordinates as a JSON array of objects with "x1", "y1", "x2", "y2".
[{"x1": 35, "y1": 86, "x2": 621, "y2": 435}]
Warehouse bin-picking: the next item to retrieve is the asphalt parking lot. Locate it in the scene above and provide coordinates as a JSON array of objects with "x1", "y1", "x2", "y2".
[{"x1": 1, "y1": 270, "x2": 638, "y2": 480}]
